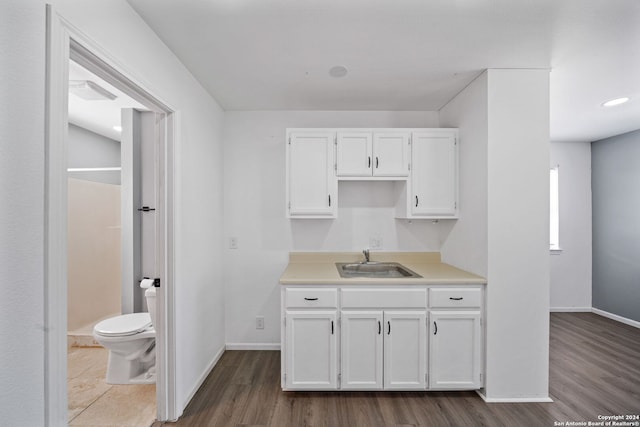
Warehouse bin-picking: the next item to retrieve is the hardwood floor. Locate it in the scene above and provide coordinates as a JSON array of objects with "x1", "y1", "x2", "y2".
[{"x1": 155, "y1": 313, "x2": 640, "y2": 426}]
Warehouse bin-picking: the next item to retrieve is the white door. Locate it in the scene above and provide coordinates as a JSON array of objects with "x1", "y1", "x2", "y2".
[
  {"x1": 285, "y1": 310, "x2": 338, "y2": 390},
  {"x1": 383, "y1": 311, "x2": 427, "y2": 390},
  {"x1": 429, "y1": 311, "x2": 481, "y2": 389},
  {"x1": 121, "y1": 109, "x2": 159, "y2": 314},
  {"x1": 372, "y1": 132, "x2": 410, "y2": 177},
  {"x1": 287, "y1": 132, "x2": 336, "y2": 218},
  {"x1": 336, "y1": 132, "x2": 372, "y2": 176},
  {"x1": 341, "y1": 311, "x2": 383, "y2": 390},
  {"x1": 411, "y1": 132, "x2": 457, "y2": 217}
]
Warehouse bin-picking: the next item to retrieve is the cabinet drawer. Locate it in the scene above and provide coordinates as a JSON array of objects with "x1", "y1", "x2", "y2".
[
  {"x1": 341, "y1": 289, "x2": 426, "y2": 308},
  {"x1": 285, "y1": 288, "x2": 338, "y2": 308},
  {"x1": 429, "y1": 288, "x2": 481, "y2": 308}
]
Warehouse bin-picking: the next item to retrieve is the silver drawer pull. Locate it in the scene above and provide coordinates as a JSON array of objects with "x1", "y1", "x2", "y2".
[
  {"x1": 449, "y1": 297, "x2": 463, "y2": 301},
  {"x1": 304, "y1": 297, "x2": 318, "y2": 301}
]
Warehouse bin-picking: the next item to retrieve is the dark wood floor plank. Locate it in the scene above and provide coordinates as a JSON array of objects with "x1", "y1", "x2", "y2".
[{"x1": 155, "y1": 313, "x2": 640, "y2": 427}]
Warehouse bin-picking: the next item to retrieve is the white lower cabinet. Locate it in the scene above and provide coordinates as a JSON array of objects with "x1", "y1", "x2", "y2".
[
  {"x1": 383, "y1": 311, "x2": 427, "y2": 390},
  {"x1": 340, "y1": 311, "x2": 383, "y2": 389},
  {"x1": 285, "y1": 310, "x2": 338, "y2": 390},
  {"x1": 340, "y1": 310, "x2": 427, "y2": 390},
  {"x1": 282, "y1": 286, "x2": 483, "y2": 392},
  {"x1": 429, "y1": 310, "x2": 482, "y2": 390}
]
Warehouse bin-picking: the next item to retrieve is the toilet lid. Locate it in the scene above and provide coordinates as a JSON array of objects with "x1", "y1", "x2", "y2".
[{"x1": 94, "y1": 313, "x2": 152, "y2": 337}]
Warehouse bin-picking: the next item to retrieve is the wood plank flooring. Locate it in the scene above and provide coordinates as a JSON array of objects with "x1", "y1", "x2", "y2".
[{"x1": 154, "y1": 313, "x2": 640, "y2": 427}]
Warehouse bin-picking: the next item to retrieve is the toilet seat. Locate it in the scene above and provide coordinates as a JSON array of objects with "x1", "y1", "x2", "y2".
[{"x1": 94, "y1": 313, "x2": 152, "y2": 337}]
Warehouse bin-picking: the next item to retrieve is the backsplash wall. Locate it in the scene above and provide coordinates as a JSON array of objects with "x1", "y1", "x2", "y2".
[{"x1": 222, "y1": 110, "x2": 443, "y2": 346}]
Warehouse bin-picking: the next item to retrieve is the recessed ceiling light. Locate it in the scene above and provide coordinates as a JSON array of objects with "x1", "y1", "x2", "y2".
[
  {"x1": 602, "y1": 97, "x2": 630, "y2": 107},
  {"x1": 113, "y1": 125, "x2": 122, "y2": 132},
  {"x1": 329, "y1": 65, "x2": 348, "y2": 78},
  {"x1": 69, "y1": 80, "x2": 117, "y2": 101}
]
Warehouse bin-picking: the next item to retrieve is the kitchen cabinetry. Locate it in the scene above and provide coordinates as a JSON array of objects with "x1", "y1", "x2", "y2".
[
  {"x1": 383, "y1": 310, "x2": 427, "y2": 389},
  {"x1": 396, "y1": 129, "x2": 458, "y2": 218},
  {"x1": 286, "y1": 128, "x2": 457, "y2": 219},
  {"x1": 284, "y1": 311, "x2": 338, "y2": 390},
  {"x1": 428, "y1": 288, "x2": 482, "y2": 389},
  {"x1": 341, "y1": 310, "x2": 426, "y2": 390},
  {"x1": 336, "y1": 131, "x2": 410, "y2": 178},
  {"x1": 286, "y1": 131, "x2": 337, "y2": 218},
  {"x1": 283, "y1": 287, "x2": 338, "y2": 390}
]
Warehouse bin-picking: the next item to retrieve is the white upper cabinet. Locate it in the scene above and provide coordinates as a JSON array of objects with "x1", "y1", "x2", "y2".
[
  {"x1": 397, "y1": 129, "x2": 458, "y2": 219},
  {"x1": 336, "y1": 131, "x2": 410, "y2": 178},
  {"x1": 286, "y1": 128, "x2": 458, "y2": 219},
  {"x1": 336, "y1": 132, "x2": 372, "y2": 176},
  {"x1": 286, "y1": 131, "x2": 337, "y2": 218},
  {"x1": 373, "y1": 132, "x2": 410, "y2": 177}
]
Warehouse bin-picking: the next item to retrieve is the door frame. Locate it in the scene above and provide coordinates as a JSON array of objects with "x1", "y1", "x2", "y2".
[{"x1": 45, "y1": 6, "x2": 178, "y2": 424}]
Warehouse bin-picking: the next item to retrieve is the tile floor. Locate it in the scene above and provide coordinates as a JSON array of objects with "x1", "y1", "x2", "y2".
[{"x1": 68, "y1": 346, "x2": 156, "y2": 426}]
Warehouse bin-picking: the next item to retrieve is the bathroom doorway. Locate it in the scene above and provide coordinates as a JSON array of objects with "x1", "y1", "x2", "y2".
[
  {"x1": 66, "y1": 59, "x2": 157, "y2": 424},
  {"x1": 46, "y1": 8, "x2": 177, "y2": 424}
]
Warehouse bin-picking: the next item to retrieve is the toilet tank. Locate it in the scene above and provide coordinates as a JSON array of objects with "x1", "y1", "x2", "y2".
[{"x1": 145, "y1": 287, "x2": 157, "y2": 328}]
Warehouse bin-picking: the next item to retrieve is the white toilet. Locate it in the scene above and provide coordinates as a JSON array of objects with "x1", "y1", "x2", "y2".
[{"x1": 93, "y1": 282, "x2": 157, "y2": 384}]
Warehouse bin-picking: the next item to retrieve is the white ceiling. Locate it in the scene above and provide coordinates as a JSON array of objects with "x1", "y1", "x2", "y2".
[
  {"x1": 68, "y1": 60, "x2": 146, "y2": 141},
  {"x1": 125, "y1": 0, "x2": 639, "y2": 142}
]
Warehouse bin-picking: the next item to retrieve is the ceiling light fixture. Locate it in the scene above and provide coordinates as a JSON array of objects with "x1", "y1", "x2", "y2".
[
  {"x1": 113, "y1": 125, "x2": 123, "y2": 132},
  {"x1": 69, "y1": 80, "x2": 118, "y2": 101},
  {"x1": 602, "y1": 97, "x2": 630, "y2": 107},
  {"x1": 329, "y1": 65, "x2": 348, "y2": 78}
]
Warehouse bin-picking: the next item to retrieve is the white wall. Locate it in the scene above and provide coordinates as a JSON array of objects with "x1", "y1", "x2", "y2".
[
  {"x1": 222, "y1": 111, "x2": 440, "y2": 346},
  {"x1": 439, "y1": 72, "x2": 489, "y2": 277},
  {"x1": 440, "y1": 69, "x2": 550, "y2": 400},
  {"x1": 0, "y1": 1, "x2": 47, "y2": 425},
  {"x1": 51, "y1": 0, "x2": 226, "y2": 415},
  {"x1": 550, "y1": 142, "x2": 592, "y2": 310},
  {"x1": 485, "y1": 69, "x2": 550, "y2": 400}
]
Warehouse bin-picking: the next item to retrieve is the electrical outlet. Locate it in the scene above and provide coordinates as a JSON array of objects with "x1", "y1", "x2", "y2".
[
  {"x1": 369, "y1": 237, "x2": 382, "y2": 249},
  {"x1": 256, "y1": 316, "x2": 265, "y2": 329},
  {"x1": 229, "y1": 237, "x2": 238, "y2": 249}
]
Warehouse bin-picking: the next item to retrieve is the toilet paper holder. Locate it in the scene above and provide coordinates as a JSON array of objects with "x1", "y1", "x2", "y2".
[{"x1": 140, "y1": 277, "x2": 160, "y2": 288}]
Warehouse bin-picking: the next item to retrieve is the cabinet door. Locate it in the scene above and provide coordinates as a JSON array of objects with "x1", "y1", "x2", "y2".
[
  {"x1": 411, "y1": 132, "x2": 457, "y2": 217},
  {"x1": 429, "y1": 311, "x2": 481, "y2": 389},
  {"x1": 341, "y1": 311, "x2": 383, "y2": 390},
  {"x1": 287, "y1": 132, "x2": 336, "y2": 218},
  {"x1": 336, "y1": 132, "x2": 372, "y2": 176},
  {"x1": 383, "y1": 311, "x2": 427, "y2": 390},
  {"x1": 285, "y1": 310, "x2": 338, "y2": 389},
  {"x1": 372, "y1": 132, "x2": 410, "y2": 177}
]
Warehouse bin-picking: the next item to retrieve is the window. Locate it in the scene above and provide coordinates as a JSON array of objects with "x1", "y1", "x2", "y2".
[{"x1": 549, "y1": 166, "x2": 560, "y2": 251}]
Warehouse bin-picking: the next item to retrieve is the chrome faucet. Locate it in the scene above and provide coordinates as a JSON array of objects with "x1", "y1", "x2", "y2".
[{"x1": 363, "y1": 249, "x2": 370, "y2": 263}]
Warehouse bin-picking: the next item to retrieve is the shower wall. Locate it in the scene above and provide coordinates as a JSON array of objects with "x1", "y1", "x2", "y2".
[{"x1": 67, "y1": 178, "x2": 121, "y2": 331}]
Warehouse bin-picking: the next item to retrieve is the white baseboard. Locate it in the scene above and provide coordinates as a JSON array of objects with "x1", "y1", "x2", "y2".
[
  {"x1": 182, "y1": 344, "x2": 225, "y2": 411},
  {"x1": 550, "y1": 307, "x2": 592, "y2": 312},
  {"x1": 476, "y1": 390, "x2": 553, "y2": 403},
  {"x1": 226, "y1": 343, "x2": 281, "y2": 351},
  {"x1": 592, "y1": 308, "x2": 640, "y2": 329}
]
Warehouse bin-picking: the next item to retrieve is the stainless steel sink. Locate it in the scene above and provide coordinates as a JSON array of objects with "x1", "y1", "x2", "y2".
[{"x1": 336, "y1": 262, "x2": 422, "y2": 279}]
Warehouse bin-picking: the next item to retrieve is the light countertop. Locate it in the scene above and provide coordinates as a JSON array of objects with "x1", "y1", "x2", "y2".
[{"x1": 280, "y1": 252, "x2": 486, "y2": 285}]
